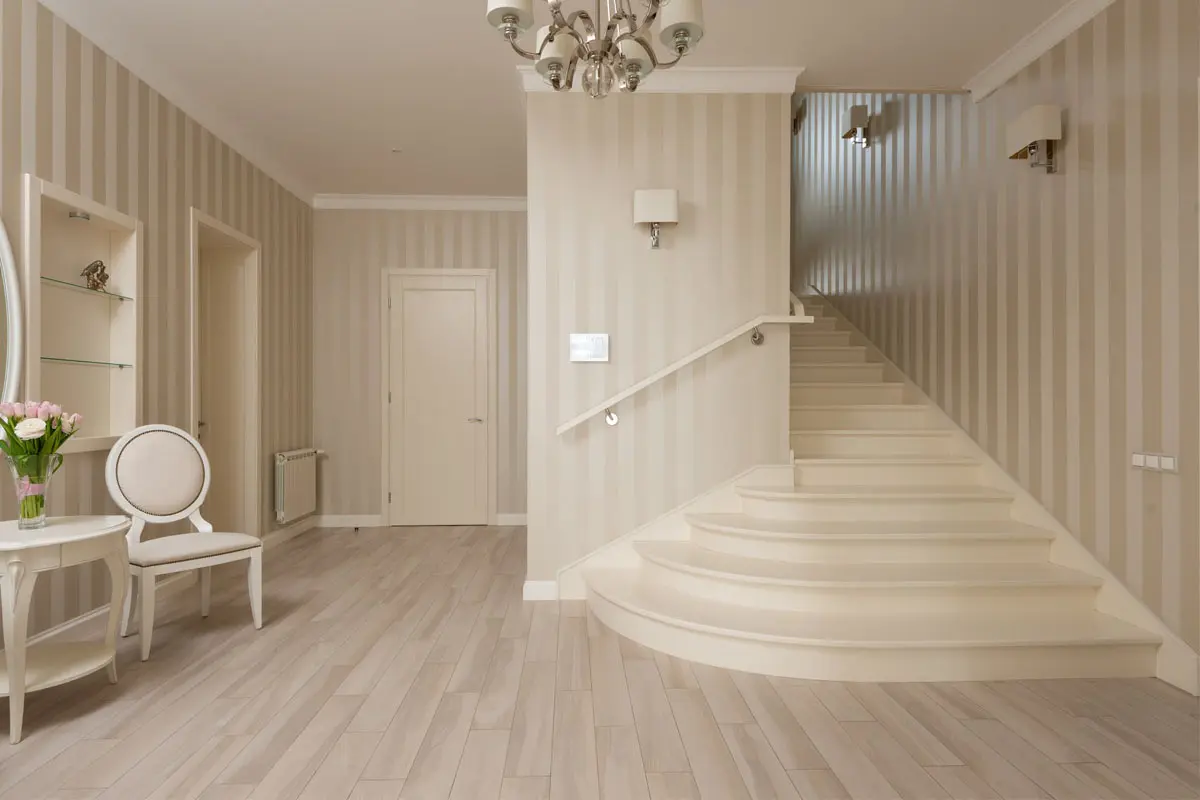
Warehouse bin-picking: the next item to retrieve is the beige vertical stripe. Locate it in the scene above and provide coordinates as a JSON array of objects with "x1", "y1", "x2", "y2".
[
  {"x1": 793, "y1": 0, "x2": 1200, "y2": 650},
  {"x1": 1, "y1": 0, "x2": 313, "y2": 635}
]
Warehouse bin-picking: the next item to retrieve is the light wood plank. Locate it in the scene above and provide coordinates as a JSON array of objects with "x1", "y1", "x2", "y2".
[
  {"x1": 841, "y1": 721, "x2": 949, "y2": 800},
  {"x1": 556, "y1": 616, "x2": 591, "y2": 691},
  {"x1": 809, "y1": 684, "x2": 875, "y2": 723},
  {"x1": 447, "y1": 617, "x2": 504, "y2": 693},
  {"x1": 298, "y1": 732, "x2": 382, "y2": 800},
  {"x1": 505, "y1": 661, "x2": 557, "y2": 777},
  {"x1": 525, "y1": 603, "x2": 559, "y2": 662},
  {"x1": 397, "y1": 692, "x2": 480, "y2": 799},
  {"x1": 667, "y1": 689, "x2": 751, "y2": 800},
  {"x1": 349, "y1": 780, "x2": 405, "y2": 800},
  {"x1": 925, "y1": 766, "x2": 1001, "y2": 800},
  {"x1": 549, "y1": 691, "x2": 600, "y2": 800},
  {"x1": 720, "y1": 723, "x2": 801, "y2": 800},
  {"x1": 730, "y1": 673, "x2": 827, "y2": 771},
  {"x1": 646, "y1": 773, "x2": 701, "y2": 800},
  {"x1": 964, "y1": 720, "x2": 1097, "y2": 800},
  {"x1": 786, "y1": 771, "x2": 851, "y2": 800},
  {"x1": 242, "y1": 694, "x2": 363, "y2": 800},
  {"x1": 654, "y1": 653, "x2": 700, "y2": 690},
  {"x1": 144, "y1": 734, "x2": 252, "y2": 800},
  {"x1": 774, "y1": 686, "x2": 900, "y2": 800},
  {"x1": 845, "y1": 684, "x2": 961, "y2": 768},
  {"x1": 474, "y1": 637, "x2": 529, "y2": 730},
  {"x1": 618, "y1": 635, "x2": 655, "y2": 661},
  {"x1": 347, "y1": 640, "x2": 436, "y2": 733},
  {"x1": 624, "y1": 659, "x2": 690, "y2": 773},
  {"x1": 596, "y1": 726, "x2": 651, "y2": 800},
  {"x1": 1061, "y1": 763, "x2": 1155, "y2": 800},
  {"x1": 952, "y1": 683, "x2": 1091, "y2": 763},
  {"x1": 691, "y1": 666, "x2": 753, "y2": 725},
  {"x1": 448, "y1": 729, "x2": 509, "y2": 800},
  {"x1": 197, "y1": 786, "x2": 254, "y2": 800},
  {"x1": 361, "y1": 662, "x2": 456, "y2": 781},
  {"x1": 587, "y1": 622, "x2": 634, "y2": 727},
  {"x1": 500, "y1": 777, "x2": 551, "y2": 800}
]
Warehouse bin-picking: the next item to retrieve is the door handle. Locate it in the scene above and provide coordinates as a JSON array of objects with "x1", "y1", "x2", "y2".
[{"x1": 468, "y1": 418, "x2": 484, "y2": 424}]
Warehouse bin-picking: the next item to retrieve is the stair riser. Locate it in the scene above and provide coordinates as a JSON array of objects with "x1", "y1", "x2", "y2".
[
  {"x1": 636, "y1": 564, "x2": 1099, "y2": 616},
  {"x1": 791, "y1": 332, "x2": 854, "y2": 347},
  {"x1": 793, "y1": 318, "x2": 840, "y2": 333},
  {"x1": 791, "y1": 347, "x2": 868, "y2": 364},
  {"x1": 689, "y1": 529, "x2": 1052, "y2": 564},
  {"x1": 739, "y1": 495, "x2": 1015, "y2": 522},
  {"x1": 791, "y1": 385, "x2": 907, "y2": 405},
  {"x1": 793, "y1": 462, "x2": 981, "y2": 486},
  {"x1": 588, "y1": 592, "x2": 1157, "y2": 682},
  {"x1": 791, "y1": 433, "x2": 959, "y2": 457},
  {"x1": 791, "y1": 364, "x2": 886, "y2": 383},
  {"x1": 789, "y1": 407, "x2": 942, "y2": 430}
]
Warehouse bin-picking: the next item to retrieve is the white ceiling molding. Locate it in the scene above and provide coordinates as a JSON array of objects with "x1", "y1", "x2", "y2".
[
  {"x1": 37, "y1": 0, "x2": 315, "y2": 203},
  {"x1": 518, "y1": 66, "x2": 805, "y2": 95},
  {"x1": 313, "y1": 195, "x2": 528, "y2": 212},
  {"x1": 964, "y1": 0, "x2": 1116, "y2": 102}
]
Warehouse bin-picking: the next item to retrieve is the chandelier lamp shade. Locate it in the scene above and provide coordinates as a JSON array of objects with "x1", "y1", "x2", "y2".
[{"x1": 486, "y1": 0, "x2": 706, "y2": 98}]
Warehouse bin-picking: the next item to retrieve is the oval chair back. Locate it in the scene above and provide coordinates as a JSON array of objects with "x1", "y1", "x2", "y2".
[{"x1": 105, "y1": 424, "x2": 212, "y2": 545}]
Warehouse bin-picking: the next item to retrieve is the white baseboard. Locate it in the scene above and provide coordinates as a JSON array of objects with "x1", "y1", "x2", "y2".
[
  {"x1": 25, "y1": 573, "x2": 194, "y2": 648},
  {"x1": 497, "y1": 514, "x2": 528, "y2": 526},
  {"x1": 313, "y1": 515, "x2": 384, "y2": 529},
  {"x1": 262, "y1": 517, "x2": 317, "y2": 550},
  {"x1": 523, "y1": 581, "x2": 559, "y2": 602},
  {"x1": 814, "y1": 288, "x2": 1200, "y2": 696}
]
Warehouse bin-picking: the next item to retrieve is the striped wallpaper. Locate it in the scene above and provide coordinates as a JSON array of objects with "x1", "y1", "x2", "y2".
[
  {"x1": 794, "y1": 0, "x2": 1200, "y2": 649},
  {"x1": 527, "y1": 92, "x2": 793, "y2": 581},
  {"x1": 0, "y1": 0, "x2": 313, "y2": 636},
  {"x1": 312, "y1": 209, "x2": 528, "y2": 516}
]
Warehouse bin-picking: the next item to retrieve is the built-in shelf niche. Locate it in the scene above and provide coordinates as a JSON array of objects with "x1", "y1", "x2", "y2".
[{"x1": 23, "y1": 175, "x2": 143, "y2": 453}]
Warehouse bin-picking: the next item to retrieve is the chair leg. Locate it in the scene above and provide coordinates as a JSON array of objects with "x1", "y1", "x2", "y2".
[
  {"x1": 248, "y1": 550, "x2": 263, "y2": 630},
  {"x1": 139, "y1": 573, "x2": 156, "y2": 661},
  {"x1": 120, "y1": 573, "x2": 136, "y2": 638},
  {"x1": 199, "y1": 568, "x2": 212, "y2": 618}
]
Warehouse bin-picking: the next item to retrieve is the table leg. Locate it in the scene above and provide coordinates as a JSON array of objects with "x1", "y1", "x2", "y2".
[
  {"x1": 102, "y1": 543, "x2": 128, "y2": 684},
  {"x1": 1, "y1": 556, "x2": 37, "y2": 744}
]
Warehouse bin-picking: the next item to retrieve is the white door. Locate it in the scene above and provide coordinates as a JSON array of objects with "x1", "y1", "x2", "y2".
[
  {"x1": 197, "y1": 247, "x2": 247, "y2": 533},
  {"x1": 389, "y1": 274, "x2": 489, "y2": 525}
]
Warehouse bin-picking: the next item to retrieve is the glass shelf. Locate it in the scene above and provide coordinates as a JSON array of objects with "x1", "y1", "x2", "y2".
[
  {"x1": 41, "y1": 356, "x2": 133, "y2": 369},
  {"x1": 41, "y1": 276, "x2": 132, "y2": 302}
]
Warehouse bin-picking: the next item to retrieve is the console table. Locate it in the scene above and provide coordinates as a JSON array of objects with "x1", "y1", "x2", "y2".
[{"x1": 1, "y1": 516, "x2": 130, "y2": 743}]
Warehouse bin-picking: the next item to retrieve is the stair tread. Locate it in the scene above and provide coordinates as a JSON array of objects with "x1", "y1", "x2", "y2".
[
  {"x1": 686, "y1": 512, "x2": 1056, "y2": 540},
  {"x1": 586, "y1": 570, "x2": 1159, "y2": 648},
  {"x1": 635, "y1": 541, "x2": 1099, "y2": 587},
  {"x1": 738, "y1": 484, "x2": 1012, "y2": 500}
]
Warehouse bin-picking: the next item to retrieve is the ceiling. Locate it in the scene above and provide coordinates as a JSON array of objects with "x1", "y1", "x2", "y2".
[{"x1": 41, "y1": 0, "x2": 1073, "y2": 200}]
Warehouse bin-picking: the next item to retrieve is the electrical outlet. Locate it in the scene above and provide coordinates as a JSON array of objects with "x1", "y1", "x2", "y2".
[
  {"x1": 1132, "y1": 453, "x2": 1146, "y2": 468},
  {"x1": 1161, "y1": 455, "x2": 1178, "y2": 473},
  {"x1": 1145, "y1": 454, "x2": 1161, "y2": 470}
]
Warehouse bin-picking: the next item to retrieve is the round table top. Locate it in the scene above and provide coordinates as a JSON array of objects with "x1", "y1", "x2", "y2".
[{"x1": 0, "y1": 516, "x2": 130, "y2": 551}]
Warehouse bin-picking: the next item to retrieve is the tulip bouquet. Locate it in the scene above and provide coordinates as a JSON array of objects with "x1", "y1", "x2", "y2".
[{"x1": 0, "y1": 401, "x2": 82, "y2": 528}]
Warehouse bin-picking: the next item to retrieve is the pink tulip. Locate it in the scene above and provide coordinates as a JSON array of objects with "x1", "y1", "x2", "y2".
[
  {"x1": 0, "y1": 402, "x2": 12, "y2": 418},
  {"x1": 25, "y1": 400, "x2": 36, "y2": 409},
  {"x1": 37, "y1": 404, "x2": 50, "y2": 421},
  {"x1": 70, "y1": 413, "x2": 82, "y2": 429},
  {"x1": 11, "y1": 402, "x2": 24, "y2": 418},
  {"x1": 49, "y1": 404, "x2": 61, "y2": 417}
]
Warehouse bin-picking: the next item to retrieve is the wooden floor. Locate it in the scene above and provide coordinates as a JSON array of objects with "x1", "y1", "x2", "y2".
[{"x1": 1, "y1": 526, "x2": 1197, "y2": 800}]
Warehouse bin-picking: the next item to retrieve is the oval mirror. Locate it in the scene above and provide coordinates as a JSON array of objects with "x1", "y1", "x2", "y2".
[{"x1": 0, "y1": 219, "x2": 22, "y2": 403}]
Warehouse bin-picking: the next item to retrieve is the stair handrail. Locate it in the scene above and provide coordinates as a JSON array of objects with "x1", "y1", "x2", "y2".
[{"x1": 557, "y1": 299, "x2": 814, "y2": 436}]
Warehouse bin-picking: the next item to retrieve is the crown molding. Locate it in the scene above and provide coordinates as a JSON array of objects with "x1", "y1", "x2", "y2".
[
  {"x1": 964, "y1": 0, "x2": 1116, "y2": 102},
  {"x1": 37, "y1": 0, "x2": 315, "y2": 204},
  {"x1": 313, "y1": 194, "x2": 528, "y2": 212},
  {"x1": 518, "y1": 66, "x2": 805, "y2": 95}
]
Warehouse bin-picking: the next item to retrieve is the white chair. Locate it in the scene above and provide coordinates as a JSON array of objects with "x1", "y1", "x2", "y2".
[{"x1": 105, "y1": 424, "x2": 262, "y2": 660}]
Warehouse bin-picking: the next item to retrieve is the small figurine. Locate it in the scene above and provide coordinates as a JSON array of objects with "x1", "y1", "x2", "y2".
[{"x1": 80, "y1": 260, "x2": 109, "y2": 292}]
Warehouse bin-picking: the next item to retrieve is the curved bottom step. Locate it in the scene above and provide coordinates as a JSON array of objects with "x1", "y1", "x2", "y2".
[{"x1": 586, "y1": 569, "x2": 1159, "y2": 684}]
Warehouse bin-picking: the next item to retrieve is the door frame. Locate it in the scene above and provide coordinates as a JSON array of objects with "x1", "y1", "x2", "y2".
[
  {"x1": 380, "y1": 268, "x2": 498, "y2": 526},
  {"x1": 188, "y1": 207, "x2": 263, "y2": 538}
]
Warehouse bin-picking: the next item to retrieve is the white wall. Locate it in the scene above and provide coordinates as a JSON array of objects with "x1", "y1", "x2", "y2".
[{"x1": 526, "y1": 92, "x2": 793, "y2": 580}]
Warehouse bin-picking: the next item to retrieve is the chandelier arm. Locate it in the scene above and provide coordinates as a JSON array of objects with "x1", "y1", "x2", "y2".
[
  {"x1": 567, "y1": 10, "x2": 598, "y2": 41},
  {"x1": 628, "y1": 0, "x2": 661, "y2": 41},
  {"x1": 505, "y1": 33, "x2": 540, "y2": 61}
]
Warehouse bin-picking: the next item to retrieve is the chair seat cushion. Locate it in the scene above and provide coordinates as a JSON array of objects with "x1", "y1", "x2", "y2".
[{"x1": 129, "y1": 532, "x2": 261, "y2": 566}]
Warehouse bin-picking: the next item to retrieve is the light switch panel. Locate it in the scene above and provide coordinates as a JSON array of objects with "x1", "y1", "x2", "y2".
[
  {"x1": 1144, "y1": 454, "x2": 1161, "y2": 470},
  {"x1": 1161, "y1": 456, "x2": 1177, "y2": 472},
  {"x1": 1132, "y1": 453, "x2": 1146, "y2": 467}
]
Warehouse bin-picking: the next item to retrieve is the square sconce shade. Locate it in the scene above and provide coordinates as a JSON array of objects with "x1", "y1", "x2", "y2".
[
  {"x1": 841, "y1": 105, "x2": 870, "y2": 140},
  {"x1": 1006, "y1": 104, "x2": 1063, "y2": 160},
  {"x1": 633, "y1": 189, "x2": 679, "y2": 225}
]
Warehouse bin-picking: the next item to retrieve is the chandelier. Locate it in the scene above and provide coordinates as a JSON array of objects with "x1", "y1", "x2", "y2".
[{"x1": 485, "y1": 0, "x2": 706, "y2": 99}]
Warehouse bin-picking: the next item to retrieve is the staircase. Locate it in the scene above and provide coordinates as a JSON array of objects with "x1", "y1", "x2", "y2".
[{"x1": 585, "y1": 295, "x2": 1160, "y2": 683}]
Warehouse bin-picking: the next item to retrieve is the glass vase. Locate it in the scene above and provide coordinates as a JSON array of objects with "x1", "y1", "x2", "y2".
[{"x1": 7, "y1": 453, "x2": 62, "y2": 530}]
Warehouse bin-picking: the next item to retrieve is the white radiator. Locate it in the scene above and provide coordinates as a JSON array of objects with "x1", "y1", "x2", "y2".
[{"x1": 274, "y1": 448, "x2": 319, "y2": 524}]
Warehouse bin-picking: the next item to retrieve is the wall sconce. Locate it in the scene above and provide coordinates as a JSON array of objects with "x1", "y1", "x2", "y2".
[
  {"x1": 1007, "y1": 104, "x2": 1063, "y2": 173},
  {"x1": 633, "y1": 189, "x2": 679, "y2": 249},
  {"x1": 841, "y1": 105, "x2": 870, "y2": 149}
]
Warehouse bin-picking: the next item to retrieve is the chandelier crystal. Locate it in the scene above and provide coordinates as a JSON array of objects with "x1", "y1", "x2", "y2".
[{"x1": 486, "y1": 0, "x2": 706, "y2": 97}]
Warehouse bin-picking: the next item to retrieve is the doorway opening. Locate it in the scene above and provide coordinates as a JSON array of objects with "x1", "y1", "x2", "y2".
[{"x1": 189, "y1": 208, "x2": 262, "y2": 537}]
